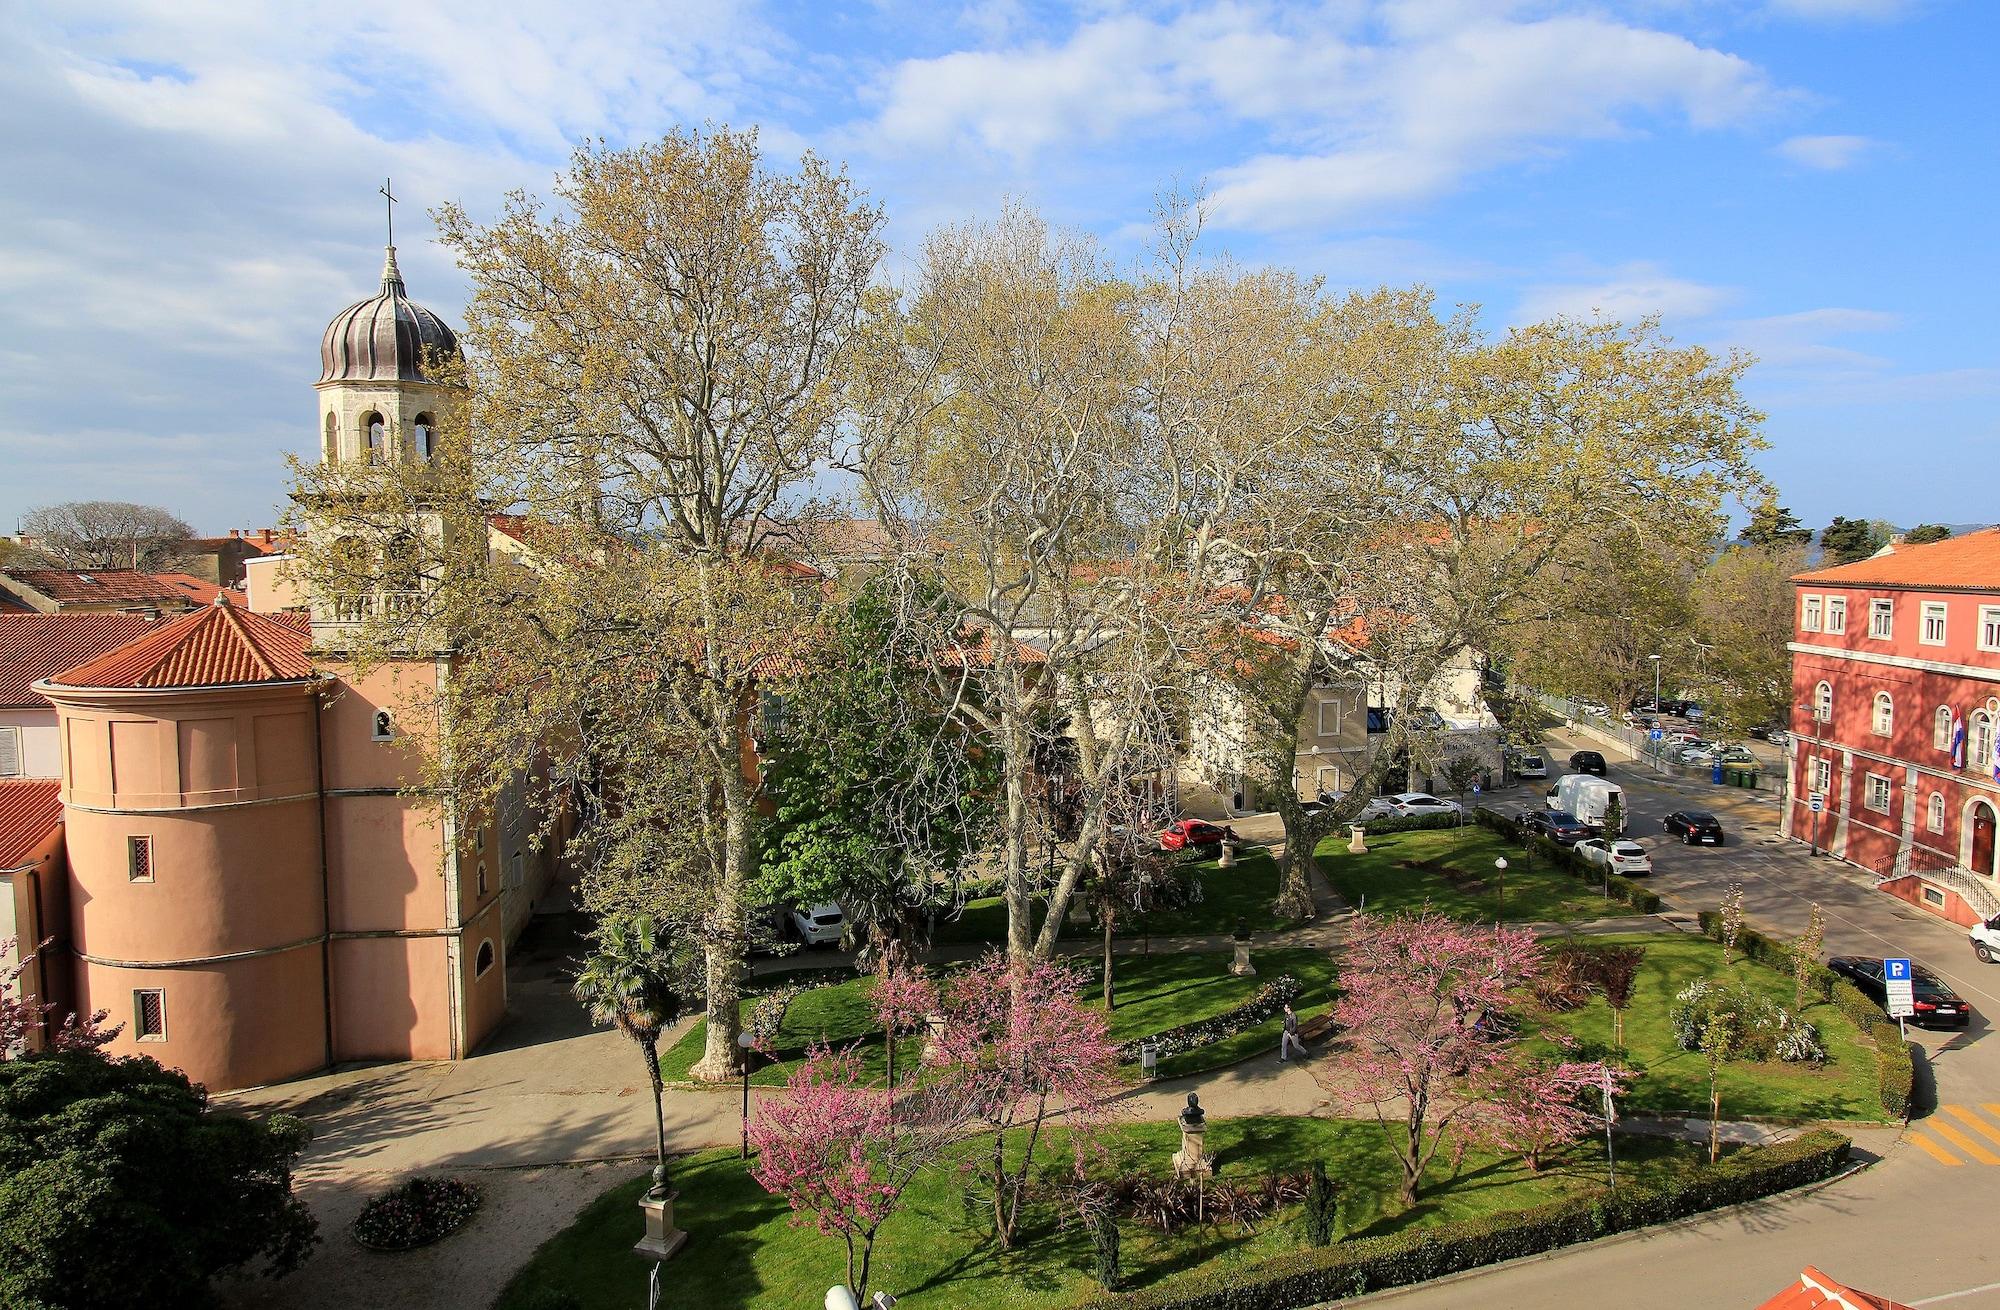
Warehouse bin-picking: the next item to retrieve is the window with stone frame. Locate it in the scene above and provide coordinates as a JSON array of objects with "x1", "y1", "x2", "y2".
[
  {"x1": 1864, "y1": 774, "x2": 1891, "y2": 813},
  {"x1": 1870, "y1": 598, "x2": 1894, "y2": 639}
]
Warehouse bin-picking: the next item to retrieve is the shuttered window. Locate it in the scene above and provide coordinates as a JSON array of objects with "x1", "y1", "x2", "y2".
[
  {"x1": 0, "y1": 727, "x2": 19, "y2": 778},
  {"x1": 134, "y1": 990, "x2": 166, "y2": 1040}
]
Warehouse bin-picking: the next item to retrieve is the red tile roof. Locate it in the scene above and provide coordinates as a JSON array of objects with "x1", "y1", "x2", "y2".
[
  {"x1": 0, "y1": 779, "x2": 62, "y2": 869},
  {"x1": 2, "y1": 568, "x2": 216, "y2": 609},
  {"x1": 45, "y1": 596, "x2": 314, "y2": 691},
  {"x1": 0, "y1": 613, "x2": 162, "y2": 707},
  {"x1": 1793, "y1": 527, "x2": 2000, "y2": 591},
  {"x1": 1757, "y1": 1266, "x2": 1910, "y2": 1310}
]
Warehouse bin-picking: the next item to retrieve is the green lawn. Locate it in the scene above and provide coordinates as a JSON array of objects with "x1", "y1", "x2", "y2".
[
  {"x1": 495, "y1": 1116, "x2": 1705, "y2": 1310},
  {"x1": 1317, "y1": 826, "x2": 1640, "y2": 925},
  {"x1": 926, "y1": 848, "x2": 1293, "y2": 948},
  {"x1": 660, "y1": 947, "x2": 1338, "y2": 1087},
  {"x1": 1531, "y1": 934, "x2": 1884, "y2": 1123}
]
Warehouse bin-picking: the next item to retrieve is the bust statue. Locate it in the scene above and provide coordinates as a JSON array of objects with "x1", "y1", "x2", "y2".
[{"x1": 1179, "y1": 1092, "x2": 1205, "y2": 1129}]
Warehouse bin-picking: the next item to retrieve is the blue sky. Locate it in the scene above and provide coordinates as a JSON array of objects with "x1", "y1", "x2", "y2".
[{"x1": 2, "y1": 0, "x2": 1993, "y2": 535}]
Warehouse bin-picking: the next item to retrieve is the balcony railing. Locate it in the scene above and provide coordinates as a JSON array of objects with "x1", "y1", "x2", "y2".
[{"x1": 327, "y1": 591, "x2": 424, "y2": 624}]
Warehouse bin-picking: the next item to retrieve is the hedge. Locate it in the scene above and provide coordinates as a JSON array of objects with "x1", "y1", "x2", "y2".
[
  {"x1": 1074, "y1": 1130, "x2": 1852, "y2": 1310},
  {"x1": 1694, "y1": 910, "x2": 1912, "y2": 1120},
  {"x1": 1117, "y1": 975, "x2": 1306, "y2": 1065},
  {"x1": 1472, "y1": 808, "x2": 1665, "y2": 914}
]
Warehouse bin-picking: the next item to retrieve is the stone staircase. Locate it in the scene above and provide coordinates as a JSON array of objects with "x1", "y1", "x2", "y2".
[{"x1": 1884, "y1": 862, "x2": 2000, "y2": 920}]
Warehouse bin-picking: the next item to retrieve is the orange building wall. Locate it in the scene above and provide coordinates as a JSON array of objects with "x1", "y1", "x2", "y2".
[
  {"x1": 82, "y1": 950, "x2": 327, "y2": 1090},
  {"x1": 329, "y1": 934, "x2": 454, "y2": 1060}
]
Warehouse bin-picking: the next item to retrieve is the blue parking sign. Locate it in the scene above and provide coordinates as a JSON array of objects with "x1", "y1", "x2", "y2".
[
  {"x1": 1885, "y1": 958, "x2": 1912, "y2": 981},
  {"x1": 1649, "y1": 729, "x2": 1664, "y2": 741}
]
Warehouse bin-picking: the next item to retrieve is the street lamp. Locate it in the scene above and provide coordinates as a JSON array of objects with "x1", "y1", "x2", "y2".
[
  {"x1": 1494, "y1": 857, "x2": 1507, "y2": 920},
  {"x1": 1648, "y1": 655, "x2": 1664, "y2": 774},
  {"x1": 737, "y1": 1029, "x2": 757, "y2": 1159}
]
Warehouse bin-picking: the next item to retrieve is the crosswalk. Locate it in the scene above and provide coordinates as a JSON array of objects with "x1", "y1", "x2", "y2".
[{"x1": 1906, "y1": 1105, "x2": 2000, "y2": 1165}]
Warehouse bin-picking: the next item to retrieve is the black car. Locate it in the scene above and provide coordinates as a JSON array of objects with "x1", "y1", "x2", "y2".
[
  {"x1": 1569, "y1": 750, "x2": 1608, "y2": 776},
  {"x1": 1521, "y1": 809, "x2": 1592, "y2": 846},
  {"x1": 1828, "y1": 956, "x2": 1971, "y2": 1029},
  {"x1": 1662, "y1": 810, "x2": 1724, "y2": 845}
]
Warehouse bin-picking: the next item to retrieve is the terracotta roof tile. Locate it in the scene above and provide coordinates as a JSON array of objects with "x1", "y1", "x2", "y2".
[
  {"x1": 1793, "y1": 527, "x2": 2000, "y2": 590},
  {"x1": 1757, "y1": 1266, "x2": 1910, "y2": 1310},
  {"x1": 2, "y1": 568, "x2": 214, "y2": 608},
  {"x1": 0, "y1": 613, "x2": 163, "y2": 707},
  {"x1": 45, "y1": 596, "x2": 313, "y2": 691},
  {"x1": 0, "y1": 780, "x2": 62, "y2": 869}
]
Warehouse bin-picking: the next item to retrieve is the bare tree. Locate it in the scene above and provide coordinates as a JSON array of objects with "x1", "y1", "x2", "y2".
[{"x1": 17, "y1": 501, "x2": 194, "y2": 571}]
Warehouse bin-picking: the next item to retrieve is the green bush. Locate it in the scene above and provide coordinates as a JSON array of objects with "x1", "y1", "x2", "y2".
[
  {"x1": 1074, "y1": 1131, "x2": 1852, "y2": 1309},
  {"x1": 1871, "y1": 1022, "x2": 1914, "y2": 1119},
  {"x1": 1356, "y1": 812, "x2": 1467, "y2": 835},
  {"x1": 1474, "y1": 809, "x2": 1664, "y2": 914}
]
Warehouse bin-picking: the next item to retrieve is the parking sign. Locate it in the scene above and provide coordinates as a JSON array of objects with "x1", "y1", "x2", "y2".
[
  {"x1": 1809, "y1": 793, "x2": 1824, "y2": 813},
  {"x1": 1884, "y1": 958, "x2": 1915, "y2": 1019}
]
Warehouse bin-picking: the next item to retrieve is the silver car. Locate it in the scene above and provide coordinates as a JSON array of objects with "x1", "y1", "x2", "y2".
[{"x1": 788, "y1": 903, "x2": 845, "y2": 947}]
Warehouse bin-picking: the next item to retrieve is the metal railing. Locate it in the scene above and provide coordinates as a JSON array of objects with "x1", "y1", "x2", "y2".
[{"x1": 1891, "y1": 858, "x2": 2000, "y2": 920}]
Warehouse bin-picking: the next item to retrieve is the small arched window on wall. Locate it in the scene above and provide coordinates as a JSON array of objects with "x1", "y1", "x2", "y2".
[
  {"x1": 1936, "y1": 706, "x2": 1955, "y2": 751},
  {"x1": 413, "y1": 414, "x2": 435, "y2": 462},
  {"x1": 475, "y1": 940, "x2": 495, "y2": 977},
  {"x1": 1872, "y1": 692, "x2": 1893, "y2": 737},
  {"x1": 1814, "y1": 681, "x2": 1833, "y2": 724},
  {"x1": 323, "y1": 412, "x2": 338, "y2": 463},
  {"x1": 1971, "y1": 710, "x2": 1995, "y2": 774},
  {"x1": 1930, "y1": 792, "x2": 1947, "y2": 833},
  {"x1": 382, "y1": 533, "x2": 421, "y2": 596},
  {"x1": 372, "y1": 710, "x2": 394, "y2": 742},
  {"x1": 364, "y1": 412, "x2": 387, "y2": 465}
]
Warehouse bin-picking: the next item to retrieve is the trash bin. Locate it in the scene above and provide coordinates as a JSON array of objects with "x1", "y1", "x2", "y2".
[
  {"x1": 1712, "y1": 763, "x2": 1725, "y2": 785},
  {"x1": 1743, "y1": 768, "x2": 1760, "y2": 789}
]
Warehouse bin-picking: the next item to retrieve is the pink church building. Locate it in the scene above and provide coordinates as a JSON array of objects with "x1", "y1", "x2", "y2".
[{"x1": 8, "y1": 246, "x2": 563, "y2": 1090}]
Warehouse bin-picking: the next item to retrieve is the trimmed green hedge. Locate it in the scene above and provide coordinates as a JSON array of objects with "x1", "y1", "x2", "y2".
[
  {"x1": 1694, "y1": 910, "x2": 1912, "y2": 1120},
  {"x1": 1472, "y1": 808, "x2": 1665, "y2": 914},
  {"x1": 1075, "y1": 1130, "x2": 1852, "y2": 1310}
]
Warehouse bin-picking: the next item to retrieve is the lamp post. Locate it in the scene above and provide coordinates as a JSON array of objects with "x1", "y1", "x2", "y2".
[
  {"x1": 1648, "y1": 655, "x2": 1663, "y2": 773},
  {"x1": 1494, "y1": 857, "x2": 1507, "y2": 921},
  {"x1": 737, "y1": 1029, "x2": 757, "y2": 1159}
]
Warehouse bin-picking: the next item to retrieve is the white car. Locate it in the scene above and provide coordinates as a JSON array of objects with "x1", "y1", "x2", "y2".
[
  {"x1": 1515, "y1": 753, "x2": 1548, "y2": 779},
  {"x1": 1319, "y1": 791, "x2": 1400, "y2": 821},
  {"x1": 1575, "y1": 838, "x2": 1653, "y2": 877},
  {"x1": 1576, "y1": 700, "x2": 1609, "y2": 718},
  {"x1": 1388, "y1": 792, "x2": 1464, "y2": 817},
  {"x1": 788, "y1": 903, "x2": 846, "y2": 947}
]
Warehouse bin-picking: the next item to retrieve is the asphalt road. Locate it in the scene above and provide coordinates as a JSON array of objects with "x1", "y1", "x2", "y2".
[{"x1": 1365, "y1": 728, "x2": 2000, "y2": 1310}]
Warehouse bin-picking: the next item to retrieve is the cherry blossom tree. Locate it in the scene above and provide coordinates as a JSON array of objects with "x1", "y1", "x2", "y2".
[
  {"x1": 869, "y1": 957, "x2": 937, "y2": 1090},
  {"x1": 748, "y1": 1045, "x2": 960, "y2": 1302},
  {"x1": 2, "y1": 938, "x2": 115, "y2": 1057},
  {"x1": 1321, "y1": 913, "x2": 1543, "y2": 1206},
  {"x1": 1486, "y1": 1057, "x2": 1627, "y2": 1172},
  {"x1": 930, "y1": 953, "x2": 1124, "y2": 1248}
]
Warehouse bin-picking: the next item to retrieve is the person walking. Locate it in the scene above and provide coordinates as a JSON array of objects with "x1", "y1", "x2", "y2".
[{"x1": 1280, "y1": 1002, "x2": 1307, "y2": 1062}]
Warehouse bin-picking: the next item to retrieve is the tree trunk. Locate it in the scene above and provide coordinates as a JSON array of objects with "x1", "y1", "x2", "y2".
[
  {"x1": 1276, "y1": 814, "x2": 1318, "y2": 920},
  {"x1": 691, "y1": 753, "x2": 752, "y2": 1082},
  {"x1": 1001, "y1": 706, "x2": 1034, "y2": 966},
  {"x1": 1103, "y1": 911, "x2": 1115, "y2": 1011},
  {"x1": 642, "y1": 1033, "x2": 670, "y2": 1192},
  {"x1": 991, "y1": 1129, "x2": 1011, "y2": 1248}
]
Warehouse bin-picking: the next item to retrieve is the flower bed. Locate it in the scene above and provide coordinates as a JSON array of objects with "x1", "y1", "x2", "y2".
[
  {"x1": 1118, "y1": 974, "x2": 1304, "y2": 1064},
  {"x1": 352, "y1": 1175, "x2": 483, "y2": 1251}
]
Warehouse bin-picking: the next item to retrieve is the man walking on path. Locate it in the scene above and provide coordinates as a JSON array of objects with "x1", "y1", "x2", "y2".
[{"x1": 1280, "y1": 1002, "x2": 1307, "y2": 1061}]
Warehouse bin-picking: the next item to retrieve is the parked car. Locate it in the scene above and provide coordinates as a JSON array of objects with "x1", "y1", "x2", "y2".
[
  {"x1": 1576, "y1": 700, "x2": 1610, "y2": 718},
  {"x1": 788, "y1": 903, "x2": 847, "y2": 947},
  {"x1": 1515, "y1": 753, "x2": 1549, "y2": 779},
  {"x1": 1662, "y1": 809, "x2": 1725, "y2": 845},
  {"x1": 1159, "y1": 818, "x2": 1231, "y2": 851},
  {"x1": 1628, "y1": 696, "x2": 1659, "y2": 714},
  {"x1": 1521, "y1": 809, "x2": 1593, "y2": 846},
  {"x1": 1682, "y1": 703, "x2": 1706, "y2": 723},
  {"x1": 1569, "y1": 750, "x2": 1608, "y2": 776},
  {"x1": 1764, "y1": 729, "x2": 1790, "y2": 748},
  {"x1": 1309, "y1": 792, "x2": 1398, "y2": 821},
  {"x1": 1575, "y1": 837, "x2": 1653, "y2": 876},
  {"x1": 1828, "y1": 956, "x2": 1971, "y2": 1028},
  {"x1": 1387, "y1": 792, "x2": 1463, "y2": 818},
  {"x1": 1711, "y1": 745, "x2": 1757, "y2": 765},
  {"x1": 1625, "y1": 712, "x2": 1659, "y2": 730},
  {"x1": 1746, "y1": 723, "x2": 1783, "y2": 741}
]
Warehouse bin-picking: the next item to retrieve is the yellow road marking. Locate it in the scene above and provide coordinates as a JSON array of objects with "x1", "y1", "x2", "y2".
[
  {"x1": 1907, "y1": 1131, "x2": 1966, "y2": 1166},
  {"x1": 1944, "y1": 1105, "x2": 2000, "y2": 1149},
  {"x1": 1928, "y1": 1119, "x2": 2000, "y2": 1165}
]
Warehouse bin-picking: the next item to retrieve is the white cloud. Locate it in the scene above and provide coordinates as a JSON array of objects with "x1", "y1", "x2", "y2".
[
  {"x1": 1515, "y1": 263, "x2": 1735, "y2": 322},
  {"x1": 1719, "y1": 307, "x2": 1902, "y2": 371},
  {"x1": 1775, "y1": 134, "x2": 1875, "y2": 169},
  {"x1": 1766, "y1": 0, "x2": 1916, "y2": 19}
]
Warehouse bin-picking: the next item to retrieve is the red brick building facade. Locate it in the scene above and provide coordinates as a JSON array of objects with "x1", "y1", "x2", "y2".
[{"x1": 1785, "y1": 530, "x2": 2000, "y2": 927}]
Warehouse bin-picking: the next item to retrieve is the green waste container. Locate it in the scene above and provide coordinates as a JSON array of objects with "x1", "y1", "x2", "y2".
[{"x1": 1743, "y1": 768, "x2": 1759, "y2": 789}]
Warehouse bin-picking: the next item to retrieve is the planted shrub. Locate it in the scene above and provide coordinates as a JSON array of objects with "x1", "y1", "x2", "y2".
[
  {"x1": 1086, "y1": 1207, "x2": 1124, "y2": 1291},
  {"x1": 1303, "y1": 1161, "x2": 1339, "y2": 1247},
  {"x1": 351, "y1": 1176, "x2": 482, "y2": 1251},
  {"x1": 1117, "y1": 975, "x2": 1305, "y2": 1064},
  {"x1": 1669, "y1": 980, "x2": 1823, "y2": 1063}
]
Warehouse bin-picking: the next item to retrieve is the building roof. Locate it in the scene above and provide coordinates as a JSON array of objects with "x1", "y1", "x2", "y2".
[
  {"x1": 44, "y1": 595, "x2": 314, "y2": 691},
  {"x1": 1793, "y1": 526, "x2": 2000, "y2": 591},
  {"x1": 0, "y1": 779, "x2": 62, "y2": 869},
  {"x1": 1757, "y1": 1266, "x2": 1911, "y2": 1310},
  {"x1": 1, "y1": 568, "x2": 218, "y2": 610},
  {"x1": 0, "y1": 613, "x2": 162, "y2": 707},
  {"x1": 320, "y1": 246, "x2": 462, "y2": 385}
]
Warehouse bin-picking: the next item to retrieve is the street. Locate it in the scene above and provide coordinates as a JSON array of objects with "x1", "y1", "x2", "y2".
[{"x1": 1368, "y1": 726, "x2": 2000, "y2": 1309}]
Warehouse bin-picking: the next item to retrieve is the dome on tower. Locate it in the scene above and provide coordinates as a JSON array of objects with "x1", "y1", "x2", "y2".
[{"x1": 318, "y1": 247, "x2": 461, "y2": 385}]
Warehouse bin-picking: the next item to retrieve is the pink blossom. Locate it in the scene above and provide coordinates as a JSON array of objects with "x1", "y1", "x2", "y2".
[{"x1": 1482, "y1": 1058, "x2": 1627, "y2": 1172}]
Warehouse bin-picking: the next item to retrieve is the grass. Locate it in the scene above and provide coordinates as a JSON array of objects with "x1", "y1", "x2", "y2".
[
  {"x1": 660, "y1": 947, "x2": 1339, "y2": 1087},
  {"x1": 495, "y1": 1116, "x2": 1706, "y2": 1310},
  {"x1": 1317, "y1": 825, "x2": 1641, "y2": 925},
  {"x1": 926, "y1": 848, "x2": 1294, "y2": 947},
  {"x1": 1531, "y1": 934, "x2": 1883, "y2": 1123}
]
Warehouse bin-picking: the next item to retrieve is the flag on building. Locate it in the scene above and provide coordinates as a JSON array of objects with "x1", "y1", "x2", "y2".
[{"x1": 1952, "y1": 713, "x2": 1966, "y2": 769}]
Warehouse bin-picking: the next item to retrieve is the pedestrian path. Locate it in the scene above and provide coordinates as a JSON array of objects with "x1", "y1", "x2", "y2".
[{"x1": 1905, "y1": 1104, "x2": 2000, "y2": 1167}]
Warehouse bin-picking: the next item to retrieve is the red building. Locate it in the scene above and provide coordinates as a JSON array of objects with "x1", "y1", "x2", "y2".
[{"x1": 1786, "y1": 530, "x2": 2000, "y2": 927}]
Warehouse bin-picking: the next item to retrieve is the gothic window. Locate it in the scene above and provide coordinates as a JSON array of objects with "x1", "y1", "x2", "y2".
[
  {"x1": 414, "y1": 414, "x2": 435, "y2": 461},
  {"x1": 364, "y1": 412, "x2": 387, "y2": 465},
  {"x1": 372, "y1": 710, "x2": 394, "y2": 742},
  {"x1": 323, "y1": 412, "x2": 338, "y2": 463}
]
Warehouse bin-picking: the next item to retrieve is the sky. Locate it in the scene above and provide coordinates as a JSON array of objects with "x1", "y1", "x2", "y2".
[{"x1": 1, "y1": 0, "x2": 1994, "y2": 535}]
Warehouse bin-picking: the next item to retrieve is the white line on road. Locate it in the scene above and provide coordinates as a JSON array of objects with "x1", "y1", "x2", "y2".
[{"x1": 1912, "y1": 1278, "x2": 2000, "y2": 1305}]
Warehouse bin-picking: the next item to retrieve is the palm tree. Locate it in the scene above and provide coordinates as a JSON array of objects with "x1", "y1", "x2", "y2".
[{"x1": 574, "y1": 915, "x2": 685, "y2": 1197}]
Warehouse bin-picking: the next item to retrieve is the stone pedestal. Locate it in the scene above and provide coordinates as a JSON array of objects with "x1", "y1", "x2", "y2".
[
  {"x1": 1174, "y1": 1125, "x2": 1212, "y2": 1179},
  {"x1": 1219, "y1": 840, "x2": 1237, "y2": 868},
  {"x1": 1347, "y1": 824, "x2": 1368, "y2": 854},
  {"x1": 921, "y1": 1012, "x2": 948, "y2": 1064},
  {"x1": 634, "y1": 1191, "x2": 688, "y2": 1261},
  {"x1": 1229, "y1": 940, "x2": 1256, "y2": 977}
]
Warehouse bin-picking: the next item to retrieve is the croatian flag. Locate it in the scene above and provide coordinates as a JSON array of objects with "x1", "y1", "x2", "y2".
[{"x1": 1952, "y1": 713, "x2": 1967, "y2": 769}]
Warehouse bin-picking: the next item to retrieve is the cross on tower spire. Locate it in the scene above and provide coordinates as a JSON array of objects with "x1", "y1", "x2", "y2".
[{"x1": 379, "y1": 177, "x2": 398, "y2": 247}]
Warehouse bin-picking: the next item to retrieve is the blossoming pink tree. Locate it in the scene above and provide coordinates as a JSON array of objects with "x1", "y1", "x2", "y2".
[
  {"x1": 1486, "y1": 1056, "x2": 1627, "y2": 1172},
  {"x1": 870, "y1": 958, "x2": 938, "y2": 1090},
  {"x1": 748, "y1": 1044, "x2": 961, "y2": 1301},
  {"x1": 931, "y1": 952, "x2": 1123, "y2": 1248},
  {"x1": 2, "y1": 938, "x2": 115, "y2": 1057},
  {"x1": 1322, "y1": 912, "x2": 1543, "y2": 1205}
]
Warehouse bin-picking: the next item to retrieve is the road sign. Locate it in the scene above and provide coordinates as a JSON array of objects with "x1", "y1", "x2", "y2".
[
  {"x1": 1884, "y1": 957, "x2": 1915, "y2": 1019},
  {"x1": 1649, "y1": 728, "x2": 1664, "y2": 741},
  {"x1": 1809, "y1": 793, "x2": 1825, "y2": 813}
]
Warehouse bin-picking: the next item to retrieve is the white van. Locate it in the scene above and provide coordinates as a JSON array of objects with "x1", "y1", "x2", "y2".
[{"x1": 1549, "y1": 773, "x2": 1626, "y2": 834}]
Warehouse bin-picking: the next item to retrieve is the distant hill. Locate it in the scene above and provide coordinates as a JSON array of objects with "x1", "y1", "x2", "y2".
[{"x1": 1734, "y1": 522, "x2": 1992, "y2": 567}]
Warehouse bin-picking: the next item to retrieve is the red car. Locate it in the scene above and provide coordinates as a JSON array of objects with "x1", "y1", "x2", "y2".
[{"x1": 1158, "y1": 819, "x2": 1231, "y2": 852}]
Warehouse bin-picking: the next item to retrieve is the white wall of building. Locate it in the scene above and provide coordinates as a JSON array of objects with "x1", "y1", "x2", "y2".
[{"x1": 0, "y1": 708, "x2": 60, "y2": 778}]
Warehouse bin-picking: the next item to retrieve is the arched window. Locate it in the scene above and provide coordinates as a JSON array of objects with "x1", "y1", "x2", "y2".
[
  {"x1": 413, "y1": 414, "x2": 435, "y2": 462},
  {"x1": 382, "y1": 533, "x2": 420, "y2": 594},
  {"x1": 475, "y1": 939, "x2": 496, "y2": 977},
  {"x1": 322, "y1": 412, "x2": 338, "y2": 463},
  {"x1": 372, "y1": 709, "x2": 394, "y2": 741},
  {"x1": 364, "y1": 412, "x2": 386, "y2": 464},
  {"x1": 1814, "y1": 681, "x2": 1833, "y2": 724},
  {"x1": 1872, "y1": 692, "x2": 1893, "y2": 737},
  {"x1": 1936, "y1": 706, "x2": 1955, "y2": 751},
  {"x1": 1929, "y1": 792, "x2": 1947, "y2": 833},
  {"x1": 1971, "y1": 710, "x2": 1994, "y2": 774}
]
